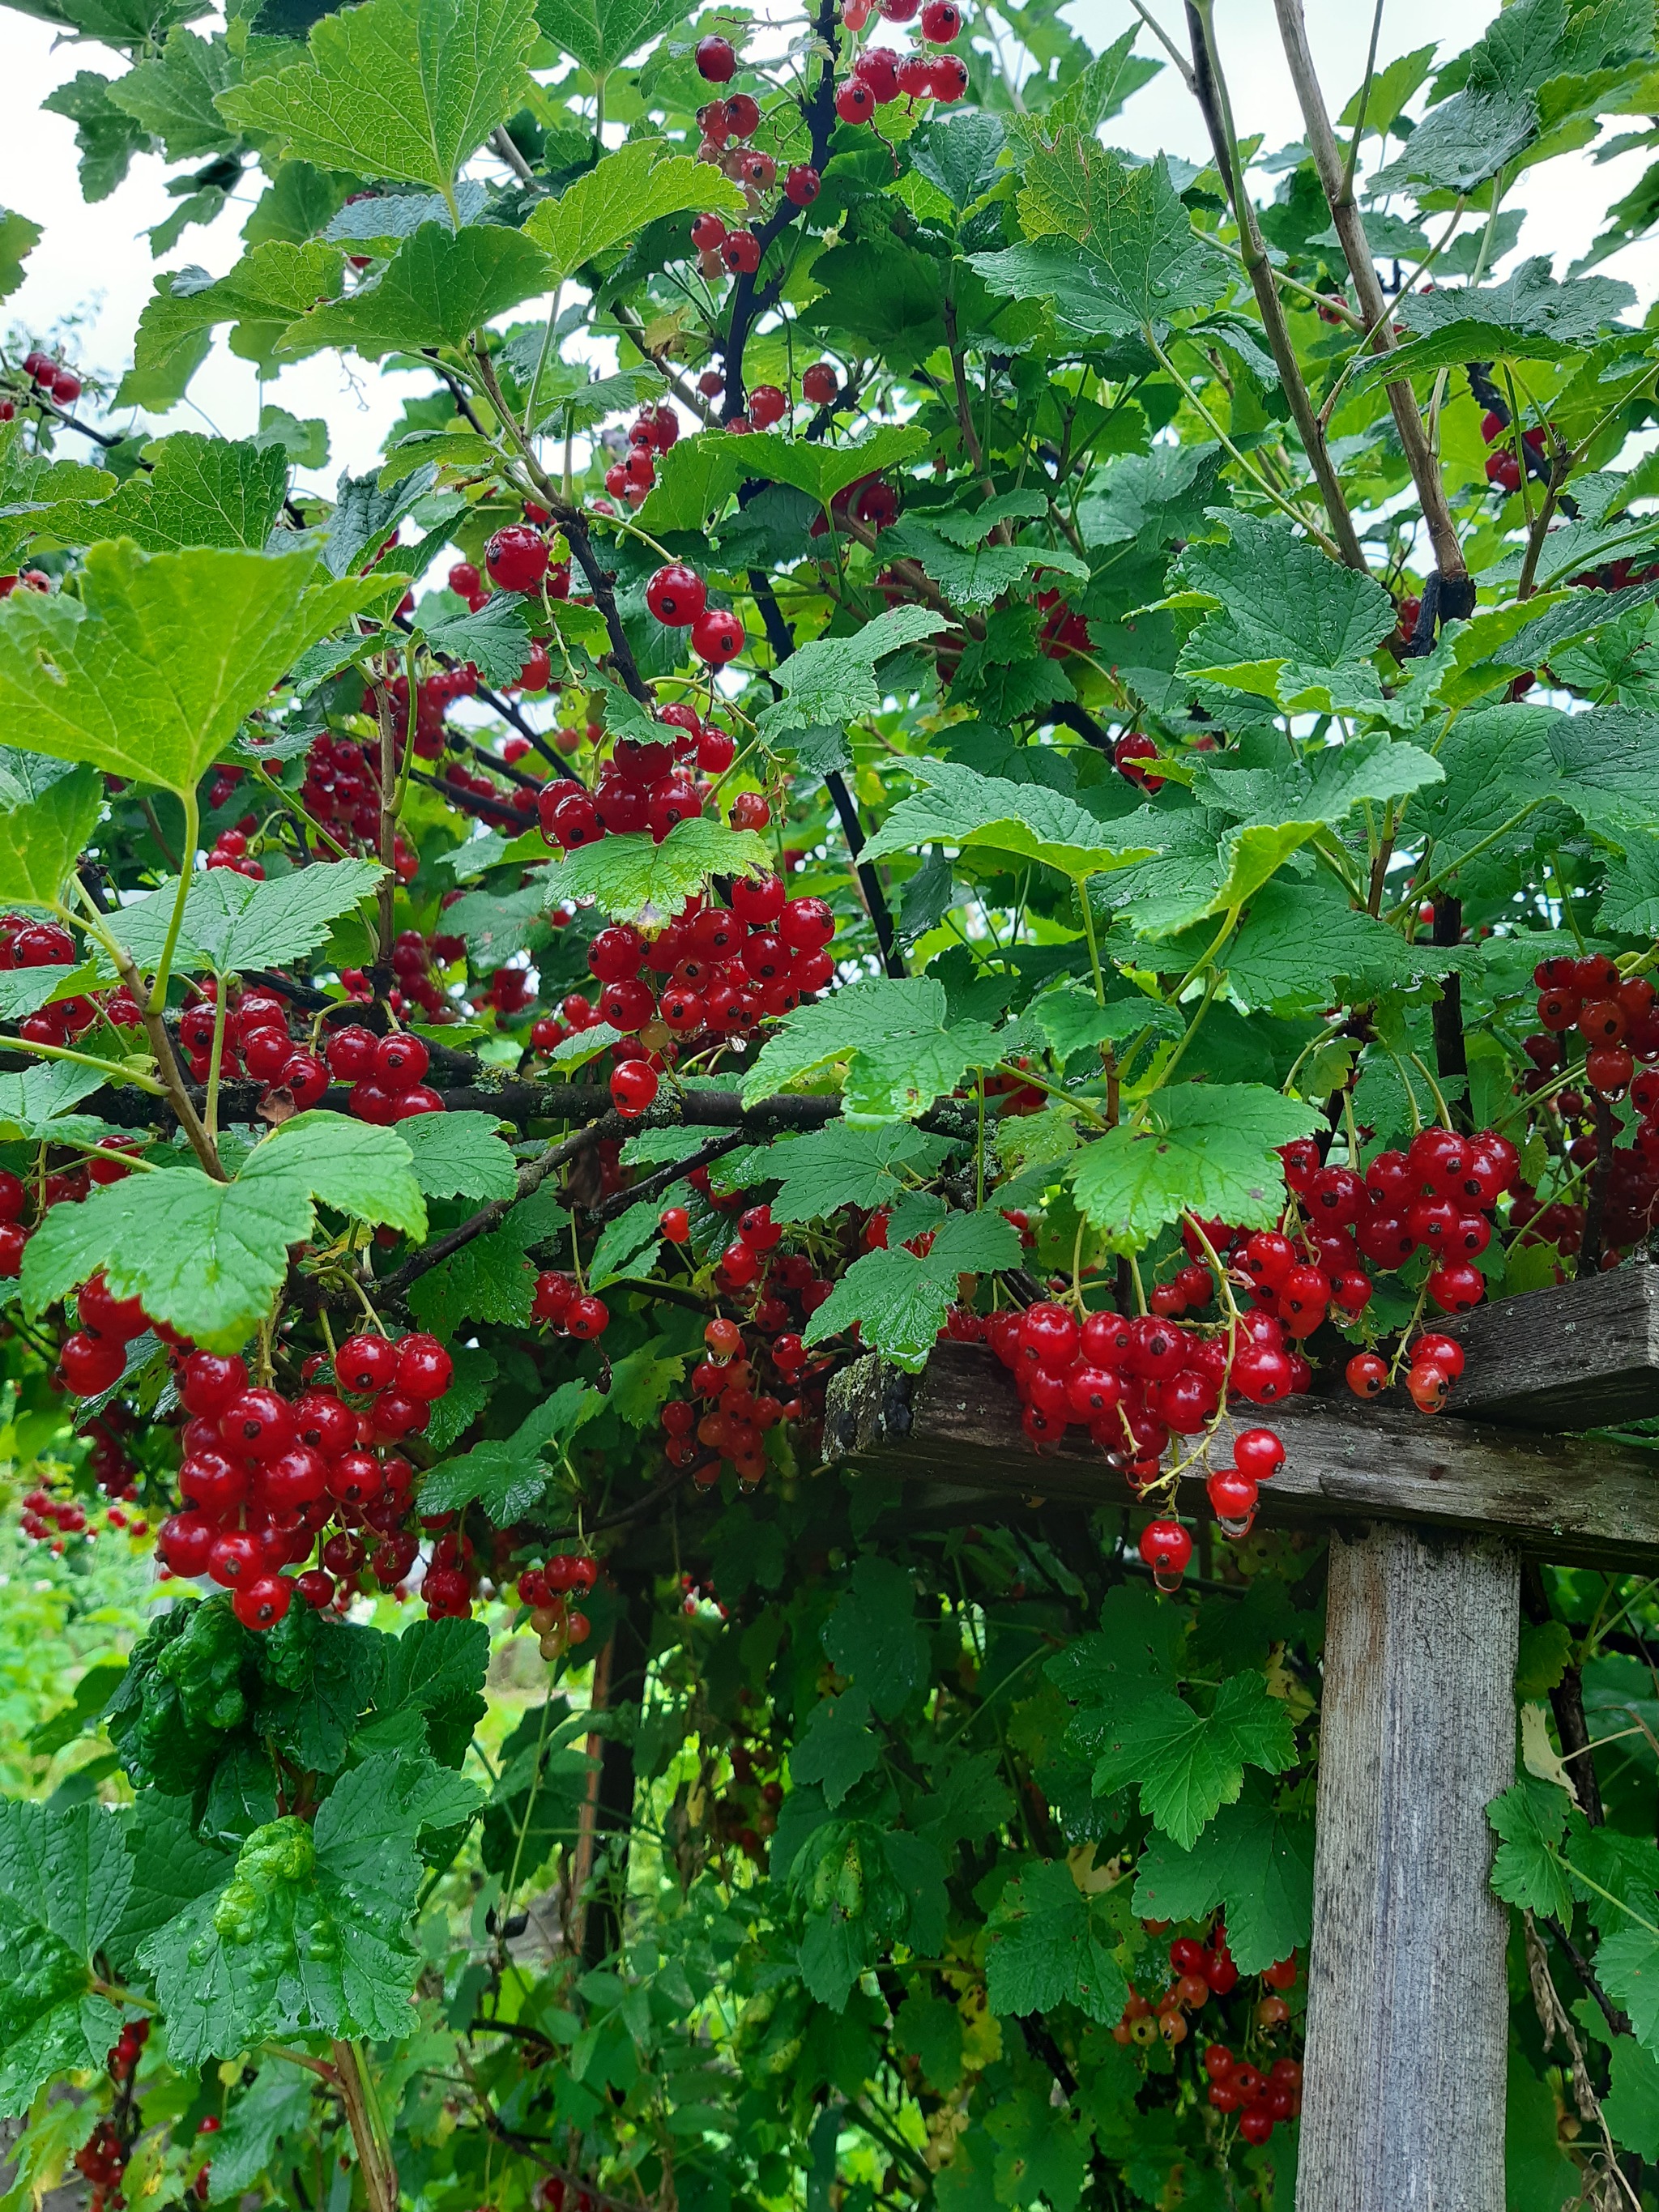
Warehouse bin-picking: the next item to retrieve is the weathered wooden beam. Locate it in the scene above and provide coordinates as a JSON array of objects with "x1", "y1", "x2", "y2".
[
  {"x1": 1297, "y1": 1524, "x2": 1516, "y2": 2212},
  {"x1": 1431, "y1": 1257, "x2": 1659, "y2": 1430},
  {"x1": 824, "y1": 1343, "x2": 1659, "y2": 1570}
]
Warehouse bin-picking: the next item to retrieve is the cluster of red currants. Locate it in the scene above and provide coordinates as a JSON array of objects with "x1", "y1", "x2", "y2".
[
  {"x1": 1203, "y1": 2044, "x2": 1303, "y2": 2142},
  {"x1": 830, "y1": 9, "x2": 970, "y2": 121},
  {"x1": 1480, "y1": 407, "x2": 1542, "y2": 495},
  {"x1": 19, "y1": 347, "x2": 83, "y2": 407},
  {"x1": 296, "y1": 727, "x2": 420, "y2": 880},
  {"x1": 107, "y1": 2014, "x2": 147, "y2": 2088},
  {"x1": 1115, "y1": 1927, "x2": 1240, "y2": 2049},
  {"x1": 644, "y1": 560, "x2": 746, "y2": 665},
  {"x1": 531, "y1": 880, "x2": 834, "y2": 1115},
  {"x1": 516, "y1": 1550, "x2": 597, "y2": 1656},
  {"x1": 75, "y1": 2117, "x2": 128, "y2": 2210},
  {"x1": 530, "y1": 1269, "x2": 612, "y2": 1340},
  {"x1": 153, "y1": 1329, "x2": 455, "y2": 1630},
  {"x1": 1346, "y1": 1328, "x2": 1466, "y2": 1411},
  {"x1": 598, "y1": 402, "x2": 681, "y2": 508},
  {"x1": 19, "y1": 1485, "x2": 91, "y2": 1545},
  {"x1": 318, "y1": 1021, "x2": 447, "y2": 1124},
  {"x1": 659, "y1": 1312, "x2": 816, "y2": 1490},
  {"x1": 0, "y1": 912, "x2": 143, "y2": 1051}
]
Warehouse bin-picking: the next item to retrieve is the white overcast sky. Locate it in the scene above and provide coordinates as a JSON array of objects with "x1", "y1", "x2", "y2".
[{"x1": 0, "y1": 0, "x2": 1653, "y2": 495}]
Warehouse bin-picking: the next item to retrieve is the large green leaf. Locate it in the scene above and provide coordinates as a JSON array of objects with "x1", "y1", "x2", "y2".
[
  {"x1": 534, "y1": 0, "x2": 680, "y2": 73},
  {"x1": 803, "y1": 1212, "x2": 1021, "y2": 1370},
  {"x1": 642, "y1": 424, "x2": 931, "y2": 533},
  {"x1": 87, "y1": 434, "x2": 289, "y2": 553},
  {"x1": 1172, "y1": 514, "x2": 1398, "y2": 711},
  {"x1": 125, "y1": 244, "x2": 345, "y2": 406},
  {"x1": 22, "y1": 1114, "x2": 424, "y2": 1351},
  {"x1": 103, "y1": 858, "x2": 385, "y2": 977},
  {"x1": 525, "y1": 141, "x2": 745, "y2": 281},
  {"x1": 1013, "y1": 135, "x2": 1220, "y2": 335},
  {"x1": 0, "y1": 765, "x2": 104, "y2": 910},
  {"x1": 1372, "y1": 256, "x2": 1636, "y2": 384},
  {"x1": 1090, "y1": 1673, "x2": 1298, "y2": 1851},
  {"x1": 742, "y1": 976, "x2": 1006, "y2": 1123},
  {"x1": 139, "y1": 1753, "x2": 478, "y2": 2065},
  {"x1": 1072, "y1": 1085, "x2": 1325, "y2": 1245},
  {"x1": 217, "y1": 0, "x2": 539, "y2": 194},
  {"x1": 859, "y1": 757, "x2": 1159, "y2": 881},
  {"x1": 107, "y1": 27, "x2": 237, "y2": 160},
  {"x1": 983, "y1": 1858, "x2": 1128, "y2": 2023},
  {"x1": 1132, "y1": 1783, "x2": 1313, "y2": 1972},
  {"x1": 755, "y1": 606, "x2": 951, "y2": 748},
  {"x1": 281, "y1": 223, "x2": 551, "y2": 356},
  {"x1": 420, "y1": 1378, "x2": 597, "y2": 1518},
  {"x1": 550, "y1": 816, "x2": 771, "y2": 924},
  {"x1": 0, "y1": 1801, "x2": 132, "y2": 2109},
  {"x1": 0, "y1": 543, "x2": 375, "y2": 799}
]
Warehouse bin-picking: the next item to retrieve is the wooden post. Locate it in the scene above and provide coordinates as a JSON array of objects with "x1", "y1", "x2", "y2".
[{"x1": 1297, "y1": 1523, "x2": 1518, "y2": 2212}]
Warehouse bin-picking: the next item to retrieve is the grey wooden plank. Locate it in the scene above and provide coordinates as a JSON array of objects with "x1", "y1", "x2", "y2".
[
  {"x1": 1297, "y1": 1523, "x2": 1516, "y2": 2212},
  {"x1": 1429, "y1": 1258, "x2": 1659, "y2": 1430},
  {"x1": 825, "y1": 1343, "x2": 1659, "y2": 1570}
]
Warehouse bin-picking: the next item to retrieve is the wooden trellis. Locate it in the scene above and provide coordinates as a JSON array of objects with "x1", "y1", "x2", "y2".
[{"x1": 822, "y1": 1263, "x2": 1659, "y2": 2212}]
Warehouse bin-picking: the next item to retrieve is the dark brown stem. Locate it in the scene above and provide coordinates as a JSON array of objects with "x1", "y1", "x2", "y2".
[
  {"x1": 1430, "y1": 895, "x2": 1470, "y2": 1130},
  {"x1": 1544, "y1": 1917, "x2": 1631, "y2": 2038},
  {"x1": 104, "y1": 937, "x2": 226, "y2": 1181},
  {"x1": 1522, "y1": 1562, "x2": 1606, "y2": 1827},
  {"x1": 379, "y1": 1124, "x2": 604, "y2": 1300}
]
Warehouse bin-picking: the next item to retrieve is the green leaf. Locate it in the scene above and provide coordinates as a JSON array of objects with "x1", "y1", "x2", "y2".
[
  {"x1": 1072, "y1": 1084, "x2": 1325, "y2": 1244},
  {"x1": 821, "y1": 1554, "x2": 927, "y2": 1720},
  {"x1": 42, "y1": 73, "x2": 153, "y2": 205},
  {"x1": 0, "y1": 1060, "x2": 114, "y2": 1145},
  {"x1": 418, "y1": 590, "x2": 537, "y2": 684},
  {"x1": 0, "y1": 765, "x2": 104, "y2": 910},
  {"x1": 1173, "y1": 514, "x2": 1398, "y2": 711},
  {"x1": 282, "y1": 223, "x2": 551, "y2": 356},
  {"x1": 139, "y1": 1751, "x2": 470, "y2": 2065},
  {"x1": 641, "y1": 424, "x2": 930, "y2": 533},
  {"x1": 108, "y1": 28, "x2": 237, "y2": 161},
  {"x1": 125, "y1": 244, "x2": 345, "y2": 406},
  {"x1": 1225, "y1": 881, "x2": 1463, "y2": 1010},
  {"x1": 1014, "y1": 136, "x2": 1219, "y2": 335},
  {"x1": 525, "y1": 141, "x2": 745, "y2": 281},
  {"x1": 1048, "y1": 1584, "x2": 1188, "y2": 1734},
  {"x1": 420, "y1": 1378, "x2": 598, "y2": 1517},
  {"x1": 983, "y1": 1858, "x2": 1128, "y2": 2023},
  {"x1": 909, "y1": 110, "x2": 1006, "y2": 211},
  {"x1": 217, "y1": 0, "x2": 539, "y2": 195},
  {"x1": 0, "y1": 542, "x2": 375, "y2": 800},
  {"x1": 103, "y1": 857, "x2": 385, "y2": 975},
  {"x1": 791, "y1": 1687, "x2": 881, "y2": 1809},
  {"x1": 396, "y1": 1110, "x2": 518, "y2": 1201},
  {"x1": 1091, "y1": 1672, "x2": 1298, "y2": 1850},
  {"x1": 0, "y1": 1801, "x2": 131, "y2": 2109},
  {"x1": 0, "y1": 207, "x2": 42, "y2": 300},
  {"x1": 986, "y1": 2082, "x2": 1092, "y2": 2212},
  {"x1": 754, "y1": 606, "x2": 952, "y2": 747},
  {"x1": 423, "y1": 1343, "x2": 497, "y2": 1453},
  {"x1": 804, "y1": 1211, "x2": 1020, "y2": 1370},
  {"x1": 744, "y1": 977, "x2": 1003, "y2": 1124},
  {"x1": 551, "y1": 816, "x2": 771, "y2": 925},
  {"x1": 1594, "y1": 1928, "x2": 1659, "y2": 2048},
  {"x1": 88, "y1": 433, "x2": 289, "y2": 554},
  {"x1": 1371, "y1": 256, "x2": 1636, "y2": 384},
  {"x1": 1605, "y1": 2037, "x2": 1659, "y2": 2158},
  {"x1": 22, "y1": 1116, "x2": 424, "y2": 1353},
  {"x1": 859, "y1": 758, "x2": 1158, "y2": 882},
  {"x1": 880, "y1": 518, "x2": 1085, "y2": 615},
  {"x1": 203, "y1": 2067, "x2": 316, "y2": 2202},
  {"x1": 323, "y1": 179, "x2": 491, "y2": 250},
  {"x1": 1369, "y1": 88, "x2": 1537, "y2": 197},
  {"x1": 1131, "y1": 1782, "x2": 1312, "y2": 1973},
  {"x1": 748, "y1": 1122, "x2": 955, "y2": 1224},
  {"x1": 534, "y1": 0, "x2": 683, "y2": 76}
]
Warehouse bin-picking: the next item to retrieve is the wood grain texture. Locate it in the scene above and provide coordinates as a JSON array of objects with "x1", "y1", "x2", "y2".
[
  {"x1": 1297, "y1": 1524, "x2": 1517, "y2": 2212},
  {"x1": 824, "y1": 1343, "x2": 1659, "y2": 1569},
  {"x1": 1430, "y1": 1258, "x2": 1659, "y2": 1430}
]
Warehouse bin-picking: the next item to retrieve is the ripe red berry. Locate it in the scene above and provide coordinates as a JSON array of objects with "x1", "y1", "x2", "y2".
[
  {"x1": 646, "y1": 563, "x2": 707, "y2": 626},
  {"x1": 691, "y1": 212, "x2": 728, "y2": 252},
  {"x1": 448, "y1": 560, "x2": 480, "y2": 597},
  {"x1": 325, "y1": 1025, "x2": 379, "y2": 1080},
  {"x1": 720, "y1": 228, "x2": 761, "y2": 274},
  {"x1": 661, "y1": 1205, "x2": 691, "y2": 1242},
  {"x1": 60, "y1": 1331, "x2": 125, "y2": 1396},
  {"x1": 784, "y1": 164, "x2": 821, "y2": 208},
  {"x1": 931, "y1": 53, "x2": 969, "y2": 98},
  {"x1": 376, "y1": 1032, "x2": 429, "y2": 1089},
  {"x1": 567, "y1": 1294, "x2": 611, "y2": 1340},
  {"x1": 692, "y1": 607, "x2": 745, "y2": 665},
  {"x1": 611, "y1": 1060, "x2": 659, "y2": 1117},
  {"x1": 232, "y1": 1573, "x2": 293, "y2": 1631},
  {"x1": 1206, "y1": 1467, "x2": 1258, "y2": 1533},
  {"x1": 749, "y1": 382, "x2": 787, "y2": 428},
  {"x1": 1408, "y1": 1362, "x2": 1450, "y2": 1413},
  {"x1": 1139, "y1": 1518, "x2": 1192, "y2": 1587},
  {"x1": 485, "y1": 526, "x2": 550, "y2": 592},
  {"x1": 1346, "y1": 1350, "x2": 1388, "y2": 1399},
  {"x1": 920, "y1": 0, "x2": 960, "y2": 35},
  {"x1": 181, "y1": 1350, "x2": 248, "y2": 1416},
  {"x1": 696, "y1": 32, "x2": 736, "y2": 79},
  {"x1": 337, "y1": 1332, "x2": 402, "y2": 1395},
  {"x1": 835, "y1": 76, "x2": 876, "y2": 121},
  {"x1": 396, "y1": 1332, "x2": 454, "y2": 1401}
]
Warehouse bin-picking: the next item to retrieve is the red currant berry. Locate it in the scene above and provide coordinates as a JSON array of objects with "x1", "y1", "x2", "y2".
[
  {"x1": 567, "y1": 1294, "x2": 611, "y2": 1340},
  {"x1": 645, "y1": 563, "x2": 706, "y2": 627},
  {"x1": 691, "y1": 607, "x2": 745, "y2": 665},
  {"x1": 696, "y1": 32, "x2": 736, "y2": 79},
  {"x1": 1138, "y1": 1518, "x2": 1192, "y2": 1588},
  {"x1": 485, "y1": 526, "x2": 550, "y2": 593},
  {"x1": 396, "y1": 1332, "x2": 454, "y2": 1401},
  {"x1": 611, "y1": 1060, "x2": 659, "y2": 1117},
  {"x1": 337, "y1": 1332, "x2": 402, "y2": 1395},
  {"x1": 661, "y1": 1205, "x2": 691, "y2": 1242}
]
